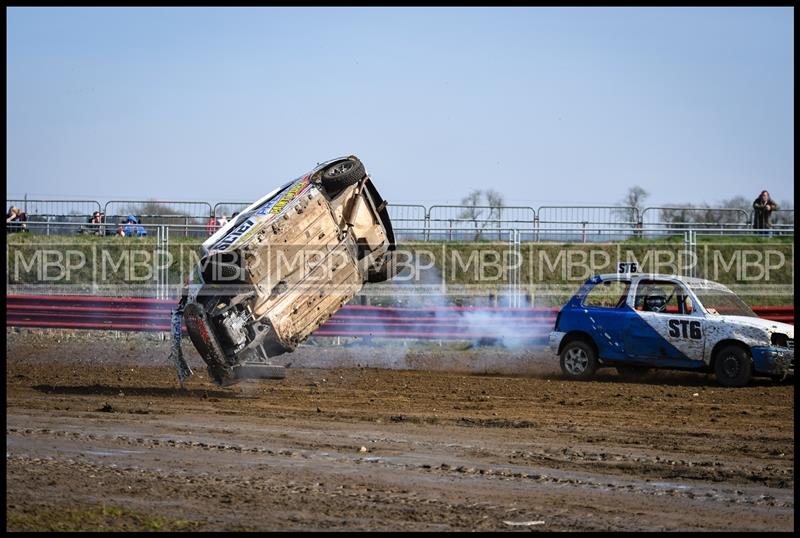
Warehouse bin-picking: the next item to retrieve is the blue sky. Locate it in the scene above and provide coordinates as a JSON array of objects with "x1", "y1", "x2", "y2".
[{"x1": 6, "y1": 7, "x2": 794, "y2": 209}]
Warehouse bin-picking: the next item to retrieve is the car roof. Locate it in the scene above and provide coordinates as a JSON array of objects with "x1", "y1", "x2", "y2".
[{"x1": 592, "y1": 273, "x2": 729, "y2": 290}]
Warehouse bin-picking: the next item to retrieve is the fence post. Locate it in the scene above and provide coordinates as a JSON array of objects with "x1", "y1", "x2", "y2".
[
  {"x1": 683, "y1": 229, "x2": 697, "y2": 278},
  {"x1": 163, "y1": 225, "x2": 168, "y2": 299},
  {"x1": 506, "y1": 229, "x2": 521, "y2": 307},
  {"x1": 425, "y1": 208, "x2": 430, "y2": 241},
  {"x1": 155, "y1": 225, "x2": 163, "y2": 299}
]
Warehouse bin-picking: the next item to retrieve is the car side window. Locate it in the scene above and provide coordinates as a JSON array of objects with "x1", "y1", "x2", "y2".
[
  {"x1": 634, "y1": 280, "x2": 694, "y2": 315},
  {"x1": 582, "y1": 280, "x2": 630, "y2": 308}
]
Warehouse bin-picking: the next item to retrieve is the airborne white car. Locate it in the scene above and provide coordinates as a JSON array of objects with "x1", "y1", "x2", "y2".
[
  {"x1": 169, "y1": 155, "x2": 396, "y2": 386},
  {"x1": 549, "y1": 271, "x2": 794, "y2": 386}
]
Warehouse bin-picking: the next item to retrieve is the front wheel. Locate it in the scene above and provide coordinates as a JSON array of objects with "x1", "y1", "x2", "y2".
[
  {"x1": 714, "y1": 345, "x2": 752, "y2": 387},
  {"x1": 560, "y1": 340, "x2": 598, "y2": 380},
  {"x1": 319, "y1": 157, "x2": 365, "y2": 193}
]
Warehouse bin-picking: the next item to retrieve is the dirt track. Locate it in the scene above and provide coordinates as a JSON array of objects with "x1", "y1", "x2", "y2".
[{"x1": 6, "y1": 330, "x2": 794, "y2": 531}]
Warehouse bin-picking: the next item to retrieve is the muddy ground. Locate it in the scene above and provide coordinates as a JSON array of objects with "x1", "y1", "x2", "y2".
[{"x1": 6, "y1": 330, "x2": 795, "y2": 531}]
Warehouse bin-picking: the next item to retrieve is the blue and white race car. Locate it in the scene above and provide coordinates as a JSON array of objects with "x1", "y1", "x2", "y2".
[{"x1": 549, "y1": 269, "x2": 794, "y2": 386}]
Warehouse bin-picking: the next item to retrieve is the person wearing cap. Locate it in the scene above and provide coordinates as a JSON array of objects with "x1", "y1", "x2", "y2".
[{"x1": 123, "y1": 214, "x2": 148, "y2": 237}]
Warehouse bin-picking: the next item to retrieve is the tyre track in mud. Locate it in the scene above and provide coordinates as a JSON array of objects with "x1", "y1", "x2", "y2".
[{"x1": 6, "y1": 331, "x2": 795, "y2": 531}]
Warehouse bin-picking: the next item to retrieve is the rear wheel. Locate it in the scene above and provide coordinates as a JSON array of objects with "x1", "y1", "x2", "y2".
[
  {"x1": 319, "y1": 157, "x2": 364, "y2": 193},
  {"x1": 714, "y1": 345, "x2": 752, "y2": 387},
  {"x1": 560, "y1": 340, "x2": 598, "y2": 380}
]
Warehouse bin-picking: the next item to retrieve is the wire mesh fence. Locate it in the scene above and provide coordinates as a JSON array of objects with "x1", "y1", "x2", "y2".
[
  {"x1": 536, "y1": 206, "x2": 639, "y2": 242},
  {"x1": 640, "y1": 207, "x2": 751, "y2": 230},
  {"x1": 426, "y1": 205, "x2": 536, "y2": 241},
  {"x1": 213, "y1": 202, "x2": 252, "y2": 219},
  {"x1": 102, "y1": 200, "x2": 213, "y2": 237},
  {"x1": 8, "y1": 197, "x2": 795, "y2": 241},
  {"x1": 386, "y1": 204, "x2": 427, "y2": 240},
  {"x1": 5, "y1": 199, "x2": 103, "y2": 232}
]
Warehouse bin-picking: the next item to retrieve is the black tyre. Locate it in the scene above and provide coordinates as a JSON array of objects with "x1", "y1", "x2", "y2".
[
  {"x1": 319, "y1": 158, "x2": 365, "y2": 193},
  {"x1": 615, "y1": 365, "x2": 651, "y2": 383},
  {"x1": 559, "y1": 340, "x2": 598, "y2": 380},
  {"x1": 714, "y1": 345, "x2": 752, "y2": 387}
]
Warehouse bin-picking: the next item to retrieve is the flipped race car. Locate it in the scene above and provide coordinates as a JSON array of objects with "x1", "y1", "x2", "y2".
[
  {"x1": 549, "y1": 269, "x2": 794, "y2": 386},
  {"x1": 169, "y1": 155, "x2": 396, "y2": 386}
]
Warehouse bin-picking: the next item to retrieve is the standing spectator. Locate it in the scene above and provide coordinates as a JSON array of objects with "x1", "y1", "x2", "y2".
[
  {"x1": 206, "y1": 216, "x2": 218, "y2": 236},
  {"x1": 752, "y1": 190, "x2": 779, "y2": 232},
  {"x1": 6, "y1": 206, "x2": 28, "y2": 232},
  {"x1": 217, "y1": 214, "x2": 228, "y2": 228}
]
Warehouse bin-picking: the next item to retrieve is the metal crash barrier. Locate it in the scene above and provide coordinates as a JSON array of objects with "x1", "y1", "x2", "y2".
[{"x1": 6, "y1": 295, "x2": 794, "y2": 339}]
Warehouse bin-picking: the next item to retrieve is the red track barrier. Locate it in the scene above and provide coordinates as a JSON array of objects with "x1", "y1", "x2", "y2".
[{"x1": 5, "y1": 295, "x2": 793, "y2": 339}]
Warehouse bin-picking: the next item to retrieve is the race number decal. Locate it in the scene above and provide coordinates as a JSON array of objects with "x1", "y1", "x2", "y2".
[{"x1": 668, "y1": 319, "x2": 702, "y2": 340}]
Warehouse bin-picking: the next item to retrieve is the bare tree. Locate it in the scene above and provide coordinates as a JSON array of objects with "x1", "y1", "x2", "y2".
[
  {"x1": 660, "y1": 196, "x2": 754, "y2": 229},
  {"x1": 485, "y1": 189, "x2": 506, "y2": 238},
  {"x1": 772, "y1": 199, "x2": 794, "y2": 226},
  {"x1": 118, "y1": 201, "x2": 206, "y2": 227},
  {"x1": 615, "y1": 186, "x2": 648, "y2": 225},
  {"x1": 458, "y1": 190, "x2": 483, "y2": 221},
  {"x1": 713, "y1": 196, "x2": 752, "y2": 225},
  {"x1": 485, "y1": 189, "x2": 505, "y2": 212},
  {"x1": 660, "y1": 205, "x2": 694, "y2": 227},
  {"x1": 457, "y1": 189, "x2": 507, "y2": 240}
]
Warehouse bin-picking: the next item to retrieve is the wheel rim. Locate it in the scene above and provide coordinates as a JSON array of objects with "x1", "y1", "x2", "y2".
[
  {"x1": 564, "y1": 347, "x2": 588, "y2": 375},
  {"x1": 327, "y1": 162, "x2": 353, "y2": 177},
  {"x1": 721, "y1": 354, "x2": 740, "y2": 378}
]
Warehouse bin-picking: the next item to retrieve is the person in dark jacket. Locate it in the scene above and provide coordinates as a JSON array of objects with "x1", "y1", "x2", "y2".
[
  {"x1": 6, "y1": 206, "x2": 28, "y2": 232},
  {"x1": 752, "y1": 190, "x2": 778, "y2": 231}
]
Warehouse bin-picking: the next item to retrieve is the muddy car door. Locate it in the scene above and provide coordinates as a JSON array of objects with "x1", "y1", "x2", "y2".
[
  {"x1": 577, "y1": 277, "x2": 632, "y2": 362},
  {"x1": 623, "y1": 279, "x2": 706, "y2": 368}
]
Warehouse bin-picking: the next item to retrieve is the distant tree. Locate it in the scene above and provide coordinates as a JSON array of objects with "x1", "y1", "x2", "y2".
[
  {"x1": 458, "y1": 190, "x2": 483, "y2": 222},
  {"x1": 117, "y1": 200, "x2": 208, "y2": 227},
  {"x1": 719, "y1": 195, "x2": 751, "y2": 213},
  {"x1": 660, "y1": 196, "x2": 757, "y2": 228},
  {"x1": 616, "y1": 186, "x2": 649, "y2": 224},
  {"x1": 772, "y1": 199, "x2": 794, "y2": 226},
  {"x1": 659, "y1": 205, "x2": 695, "y2": 228},
  {"x1": 457, "y1": 189, "x2": 507, "y2": 240},
  {"x1": 702, "y1": 196, "x2": 750, "y2": 225},
  {"x1": 485, "y1": 189, "x2": 505, "y2": 212}
]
